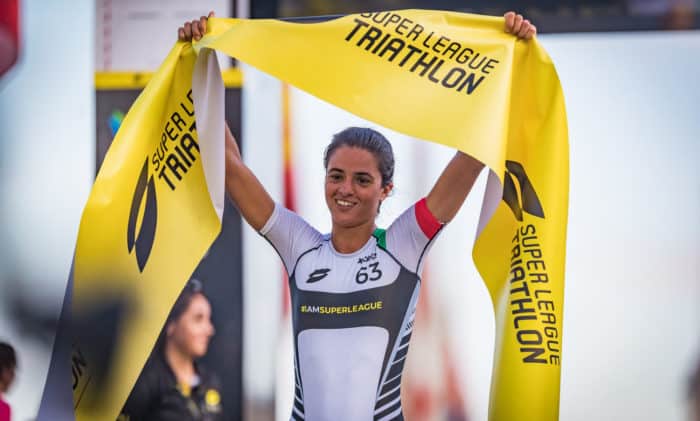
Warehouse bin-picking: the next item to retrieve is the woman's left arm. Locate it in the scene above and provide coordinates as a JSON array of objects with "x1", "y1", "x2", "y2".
[
  {"x1": 424, "y1": 12, "x2": 536, "y2": 223},
  {"x1": 425, "y1": 152, "x2": 484, "y2": 223}
]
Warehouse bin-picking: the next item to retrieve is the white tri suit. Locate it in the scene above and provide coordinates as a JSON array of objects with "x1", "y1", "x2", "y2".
[{"x1": 260, "y1": 198, "x2": 444, "y2": 421}]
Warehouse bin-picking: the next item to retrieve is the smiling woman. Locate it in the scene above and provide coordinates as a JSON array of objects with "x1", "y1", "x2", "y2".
[
  {"x1": 323, "y1": 127, "x2": 395, "y2": 250},
  {"x1": 178, "y1": 10, "x2": 535, "y2": 421}
]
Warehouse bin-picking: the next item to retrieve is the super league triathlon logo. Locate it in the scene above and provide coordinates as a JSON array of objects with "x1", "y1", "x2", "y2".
[
  {"x1": 124, "y1": 89, "x2": 199, "y2": 272},
  {"x1": 502, "y1": 160, "x2": 545, "y2": 221},
  {"x1": 127, "y1": 158, "x2": 158, "y2": 272}
]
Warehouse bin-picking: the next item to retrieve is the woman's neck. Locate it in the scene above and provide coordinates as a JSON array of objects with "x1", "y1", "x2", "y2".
[
  {"x1": 164, "y1": 343, "x2": 195, "y2": 385},
  {"x1": 331, "y1": 220, "x2": 376, "y2": 254}
]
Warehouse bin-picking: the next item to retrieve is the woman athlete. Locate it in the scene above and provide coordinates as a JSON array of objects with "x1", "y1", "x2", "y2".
[{"x1": 180, "y1": 11, "x2": 535, "y2": 421}]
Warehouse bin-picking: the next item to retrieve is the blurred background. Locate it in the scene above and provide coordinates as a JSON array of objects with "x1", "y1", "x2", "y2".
[{"x1": 0, "y1": 0, "x2": 698, "y2": 420}]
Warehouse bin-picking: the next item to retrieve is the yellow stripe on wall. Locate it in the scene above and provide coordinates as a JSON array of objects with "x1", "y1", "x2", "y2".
[{"x1": 95, "y1": 67, "x2": 243, "y2": 89}]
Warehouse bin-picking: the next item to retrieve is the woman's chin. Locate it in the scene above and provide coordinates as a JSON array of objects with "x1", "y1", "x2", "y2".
[
  {"x1": 190, "y1": 345, "x2": 209, "y2": 359},
  {"x1": 332, "y1": 213, "x2": 361, "y2": 228}
]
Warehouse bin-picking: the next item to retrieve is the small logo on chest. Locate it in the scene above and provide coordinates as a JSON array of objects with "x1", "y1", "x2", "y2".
[
  {"x1": 357, "y1": 252, "x2": 377, "y2": 264},
  {"x1": 306, "y1": 268, "x2": 331, "y2": 283}
]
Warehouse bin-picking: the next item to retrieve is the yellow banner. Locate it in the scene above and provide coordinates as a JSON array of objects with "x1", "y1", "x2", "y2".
[
  {"x1": 195, "y1": 10, "x2": 568, "y2": 420},
  {"x1": 57, "y1": 9, "x2": 566, "y2": 421},
  {"x1": 70, "y1": 42, "x2": 222, "y2": 420}
]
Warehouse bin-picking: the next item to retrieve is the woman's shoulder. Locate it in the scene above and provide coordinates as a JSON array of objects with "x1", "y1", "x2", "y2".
[
  {"x1": 263, "y1": 203, "x2": 321, "y2": 234},
  {"x1": 387, "y1": 198, "x2": 442, "y2": 239},
  {"x1": 135, "y1": 352, "x2": 176, "y2": 390}
]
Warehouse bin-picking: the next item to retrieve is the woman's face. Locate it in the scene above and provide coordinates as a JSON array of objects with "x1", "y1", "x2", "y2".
[
  {"x1": 167, "y1": 293, "x2": 215, "y2": 359},
  {"x1": 325, "y1": 146, "x2": 392, "y2": 230},
  {"x1": 0, "y1": 365, "x2": 15, "y2": 393}
]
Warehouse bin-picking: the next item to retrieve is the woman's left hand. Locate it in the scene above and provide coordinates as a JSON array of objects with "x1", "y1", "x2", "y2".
[
  {"x1": 178, "y1": 11, "x2": 214, "y2": 42},
  {"x1": 504, "y1": 11, "x2": 537, "y2": 40}
]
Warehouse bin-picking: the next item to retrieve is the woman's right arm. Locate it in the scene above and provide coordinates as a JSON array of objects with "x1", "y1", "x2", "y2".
[
  {"x1": 179, "y1": 15, "x2": 275, "y2": 231},
  {"x1": 224, "y1": 123, "x2": 275, "y2": 231}
]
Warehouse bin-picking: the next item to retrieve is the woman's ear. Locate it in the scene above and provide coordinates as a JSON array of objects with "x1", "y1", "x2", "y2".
[
  {"x1": 381, "y1": 182, "x2": 394, "y2": 200},
  {"x1": 166, "y1": 322, "x2": 175, "y2": 337}
]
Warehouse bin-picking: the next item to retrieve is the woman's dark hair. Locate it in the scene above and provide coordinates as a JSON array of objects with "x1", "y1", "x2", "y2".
[
  {"x1": 0, "y1": 342, "x2": 16, "y2": 372},
  {"x1": 324, "y1": 127, "x2": 395, "y2": 187},
  {"x1": 166, "y1": 278, "x2": 204, "y2": 326},
  {"x1": 153, "y1": 279, "x2": 204, "y2": 355}
]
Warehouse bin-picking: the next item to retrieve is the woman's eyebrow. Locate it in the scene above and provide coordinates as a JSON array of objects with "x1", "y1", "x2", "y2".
[{"x1": 328, "y1": 168, "x2": 374, "y2": 178}]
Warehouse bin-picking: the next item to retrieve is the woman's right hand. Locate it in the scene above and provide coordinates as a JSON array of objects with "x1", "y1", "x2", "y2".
[
  {"x1": 178, "y1": 13, "x2": 275, "y2": 230},
  {"x1": 178, "y1": 11, "x2": 214, "y2": 42}
]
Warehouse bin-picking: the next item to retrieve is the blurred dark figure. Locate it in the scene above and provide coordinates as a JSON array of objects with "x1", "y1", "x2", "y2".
[
  {"x1": 690, "y1": 355, "x2": 700, "y2": 421},
  {"x1": 664, "y1": 2, "x2": 696, "y2": 29},
  {"x1": 118, "y1": 280, "x2": 222, "y2": 421},
  {"x1": 628, "y1": 0, "x2": 697, "y2": 29},
  {"x1": 0, "y1": 342, "x2": 16, "y2": 421}
]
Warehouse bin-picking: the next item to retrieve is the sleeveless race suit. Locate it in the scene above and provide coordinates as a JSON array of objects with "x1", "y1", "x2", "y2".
[{"x1": 261, "y1": 198, "x2": 443, "y2": 421}]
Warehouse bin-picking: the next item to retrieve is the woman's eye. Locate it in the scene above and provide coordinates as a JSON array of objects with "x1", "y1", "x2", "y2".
[
  {"x1": 328, "y1": 174, "x2": 342, "y2": 181},
  {"x1": 357, "y1": 177, "x2": 371, "y2": 185}
]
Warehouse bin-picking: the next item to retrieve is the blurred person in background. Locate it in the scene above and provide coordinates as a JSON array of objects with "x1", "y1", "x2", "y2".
[
  {"x1": 118, "y1": 279, "x2": 222, "y2": 421},
  {"x1": 0, "y1": 342, "x2": 16, "y2": 421},
  {"x1": 627, "y1": 0, "x2": 697, "y2": 28},
  {"x1": 690, "y1": 355, "x2": 700, "y2": 421}
]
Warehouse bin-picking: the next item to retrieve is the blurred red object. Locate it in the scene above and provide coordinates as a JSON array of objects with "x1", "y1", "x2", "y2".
[{"x1": 0, "y1": 0, "x2": 19, "y2": 78}]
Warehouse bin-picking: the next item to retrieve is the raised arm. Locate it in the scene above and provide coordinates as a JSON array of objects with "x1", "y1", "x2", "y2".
[
  {"x1": 179, "y1": 14, "x2": 275, "y2": 231},
  {"x1": 425, "y1": 12, "x2": 536, "y2": 223},
  {"x1": 223, "y1": 124, "x2": 275, "y2": 230},
  {"x1": 425, "y1": 152, "x2": 484, "y2": 223}
]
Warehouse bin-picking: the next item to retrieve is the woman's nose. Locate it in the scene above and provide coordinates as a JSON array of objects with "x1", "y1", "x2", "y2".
[{"x1": 337, "y1": 179, "x2": 353, "y2": 195}]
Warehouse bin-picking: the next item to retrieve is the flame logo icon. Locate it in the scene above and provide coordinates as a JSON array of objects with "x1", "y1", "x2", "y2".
[
  {"x1": 127, "y1": 158, "x2": 158, "y2": 272},
  {"x1": 502, "y1": 160, "x2": 545, "y2": 221}
]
